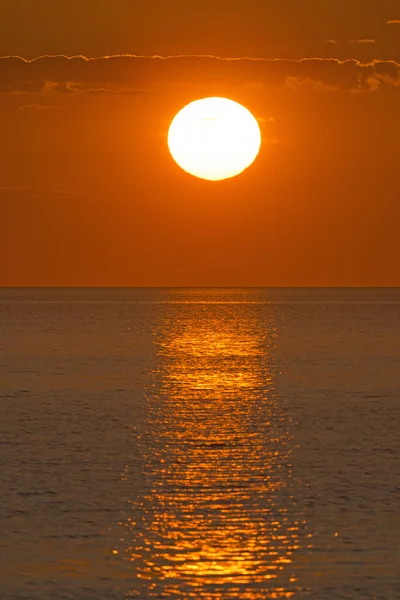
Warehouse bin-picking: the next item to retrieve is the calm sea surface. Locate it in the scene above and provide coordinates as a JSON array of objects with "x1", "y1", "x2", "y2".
[{"x1": 0, "y1": 288, "x2": 399, "y2": 599}]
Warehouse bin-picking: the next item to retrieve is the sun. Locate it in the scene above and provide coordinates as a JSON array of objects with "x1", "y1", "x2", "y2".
[{"x1": 168, "y1": 97, "x2": 262, "y2": 181}]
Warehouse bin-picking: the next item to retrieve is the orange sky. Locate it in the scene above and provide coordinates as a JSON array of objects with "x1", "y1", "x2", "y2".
[{"x1": 0, "y1": 0, "x2": 399, "y2": 286}]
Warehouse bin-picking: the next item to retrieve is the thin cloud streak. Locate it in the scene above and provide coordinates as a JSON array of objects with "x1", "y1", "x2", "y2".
[
  {"x1": 325, "y1": 39, "x2": 377, "y2": 45},
  {"x1": 0, "y1": 186, "x2": 80, "y2": 199},
  {"x1": 348, "y1": 39, "x2": 377, "y2": 44},
  {"x1": 18, "y1": 103, "x2": 66, "y2": 111}
]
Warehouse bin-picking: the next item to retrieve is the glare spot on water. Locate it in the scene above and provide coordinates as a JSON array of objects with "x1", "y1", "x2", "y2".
[{"x1": 117, "y1": 310, "x2": 307, "y2": 598}]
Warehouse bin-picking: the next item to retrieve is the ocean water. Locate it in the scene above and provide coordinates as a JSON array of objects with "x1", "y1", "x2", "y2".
[{"x1": 0, "y1": 287, "x2": 399, "y2": 600}]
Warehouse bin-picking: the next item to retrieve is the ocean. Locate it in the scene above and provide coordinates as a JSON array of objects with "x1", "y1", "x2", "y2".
[{"x1": 0, "y1": 288, "x2": 399, "y2": 599}]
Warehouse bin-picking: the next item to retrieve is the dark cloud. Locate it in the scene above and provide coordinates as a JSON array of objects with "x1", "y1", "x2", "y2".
[{"x1": 1, "y1": 54, "x2": 400, "y2": 95}]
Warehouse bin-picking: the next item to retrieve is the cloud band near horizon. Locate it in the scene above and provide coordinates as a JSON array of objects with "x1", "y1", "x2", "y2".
[{"x1": 1, "y1": 54, "x2": 400, "y2": 94}]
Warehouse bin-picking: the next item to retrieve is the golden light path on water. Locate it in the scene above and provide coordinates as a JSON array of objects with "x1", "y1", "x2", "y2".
[{"x1": 116, "y1": 301, "x2": 310, "y2": 598}]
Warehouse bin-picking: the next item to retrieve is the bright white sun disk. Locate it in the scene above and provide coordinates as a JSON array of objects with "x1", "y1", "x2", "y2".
[{"x1": 168, "y1": 97, "x2": 262, "y2": 181}]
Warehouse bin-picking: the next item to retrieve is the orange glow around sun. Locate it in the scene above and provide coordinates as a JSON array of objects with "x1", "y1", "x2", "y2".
[{"x1": 168, "y1": 97, "x2": 262, "y2": 181}]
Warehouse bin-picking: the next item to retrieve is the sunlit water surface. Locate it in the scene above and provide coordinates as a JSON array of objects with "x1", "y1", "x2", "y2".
[{"x1": 0, "y1": 288, "x2": 399, "y2": 599}]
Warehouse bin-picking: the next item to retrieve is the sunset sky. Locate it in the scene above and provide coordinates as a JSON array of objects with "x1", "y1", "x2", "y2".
[{"x1": 1, "y1": 0, "x2": 399, "y2": 287}]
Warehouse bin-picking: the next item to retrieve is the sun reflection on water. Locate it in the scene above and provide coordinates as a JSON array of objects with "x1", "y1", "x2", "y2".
[{"x1": 117, "y1": 307, "x2": 307, "y2": 598}]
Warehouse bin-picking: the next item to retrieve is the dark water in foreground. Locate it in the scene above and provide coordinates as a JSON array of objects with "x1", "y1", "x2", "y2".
[{"x1": 0, "y1": 288, "x2": 399, "y2": 599}]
